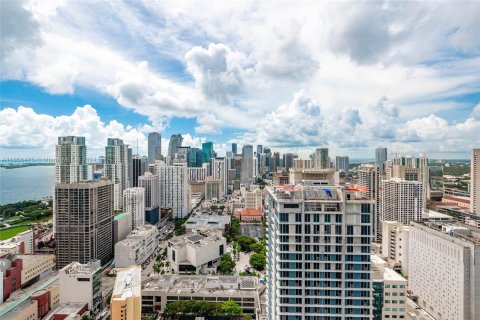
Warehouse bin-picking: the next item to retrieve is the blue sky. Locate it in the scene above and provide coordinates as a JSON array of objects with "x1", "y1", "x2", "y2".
[{"x1": 1, "y1": 0, "x2": 479, "y2": 159}]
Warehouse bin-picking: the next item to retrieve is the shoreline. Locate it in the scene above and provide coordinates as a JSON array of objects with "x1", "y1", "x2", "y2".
[{"x1": 0, "y1": 163, "x2": 55, "y2": 169}]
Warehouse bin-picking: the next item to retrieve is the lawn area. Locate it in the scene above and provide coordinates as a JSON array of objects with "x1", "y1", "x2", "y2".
[{"x1": 0, "y1": 225, "x2": 31, "y2": 240}]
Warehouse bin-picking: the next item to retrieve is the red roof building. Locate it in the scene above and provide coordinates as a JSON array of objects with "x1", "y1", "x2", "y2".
[{"x1": 234, "y1": 209, "x2": 264, "y2": 222}]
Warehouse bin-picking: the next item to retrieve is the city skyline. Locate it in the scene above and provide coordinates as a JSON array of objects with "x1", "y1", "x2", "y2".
[{"x1": 1, "y1": 1, "x2": 480, "y2": 159}]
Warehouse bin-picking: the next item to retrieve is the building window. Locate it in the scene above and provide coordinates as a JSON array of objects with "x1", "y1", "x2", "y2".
[
  {"x1": 219, "y1": 244, "x2": 224, "y2": 256},
  {"x1": 361, "y1": 203, "x2": 370, "y2": 213},
  {"x1": 361, "y1": 214, "x2": 370, "y2": 223}
]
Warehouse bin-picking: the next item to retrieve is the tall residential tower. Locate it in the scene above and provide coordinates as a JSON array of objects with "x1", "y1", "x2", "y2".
[
  {"x1": 55, "y1": 136, "x2": 88, "y2": 183},
  {"x1": 266, "y1": 183, "x2": 374, "y2": 319},
  {"x1": 54, "y1": 180, "x2": 114, "y2": 268},
  {"x1": 105, "y1": 138, "x2": 132, "y2": 210}
]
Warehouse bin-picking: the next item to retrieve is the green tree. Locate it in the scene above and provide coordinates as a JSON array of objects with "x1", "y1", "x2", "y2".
[
  {"x1": 219, "y1": 299, "x2": 243, "y2": 315},
  {"x1": 237, "y1": 236, "x2": 257, "y2": 252},
  {"x1": 250, "y1": 242, "x2": 266, "y2": 254},
  {"x1": 225, "y1": 217, "x2": 241, "y2": 242},
  {"x1": 219, "y1": 253, "x2": 235, "y2": 274},
  {"x1": 153, "y1": 263, "x2": 162, "y2": 274},
  {"x1": 249, "y1": 253, "x2": 266, "y2": 271}
]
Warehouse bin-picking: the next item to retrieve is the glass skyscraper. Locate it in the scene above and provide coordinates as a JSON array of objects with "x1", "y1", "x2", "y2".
[
  {"x1": 168, "y1": 134, "x2": 183, "y2": 160},
  {"x1": 374, "y1": 147, "x2": 387, "y2": 175},
  {"x1": 148, "y1": 132, "x2": 162, "y2": 165},
  {"x1": 202, "y1": 142, "x2": 214, "y2": 164}
]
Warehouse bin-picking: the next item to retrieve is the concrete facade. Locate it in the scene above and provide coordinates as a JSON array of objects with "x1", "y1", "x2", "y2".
[
  {"x1": 115, "y1": 224, "x2": 159, "y2": 268},
  {"x1": 409, "y1": 222, "x2": 480, "y2": 320},
  {"x1": 168, "y1": 229, "x2": 226, "y2": 274},
  {"x1": 59, "y1": 260, "x2": 102, "y2": 314}
]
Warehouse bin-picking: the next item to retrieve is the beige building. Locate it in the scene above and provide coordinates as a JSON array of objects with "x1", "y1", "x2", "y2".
[
  {"x1": 59, "y1": 260, "x2": 102, "y2": 314},
  {"x1": 168, "y1": 229, "x2": 226, "y2": 274},
  {"x1": 205, "y1": 177, "x2": 222, "y2": 201},
  {"x1": 244, "y1": 189, "x2": 262, "y2": 211},
  {"x1": 115, "y1": 224, "x2": 159, "y2": 268},
  {"x1": 19, "y1": 254, "x2": 55, "y2": 285},
  {"x1": 4, "y1": 299, "x2": 38, "y2": 320},
  {"x1": 110, "y1": 267, "x2": 142, "y2": 320},
  {"x1": 380, "y1": 178, "x2": 423, "y2": 227}
]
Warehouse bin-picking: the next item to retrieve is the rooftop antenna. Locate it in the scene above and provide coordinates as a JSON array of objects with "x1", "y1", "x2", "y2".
[{"x1": 136, "y1": 138, "x2": 139, "y2": 156}]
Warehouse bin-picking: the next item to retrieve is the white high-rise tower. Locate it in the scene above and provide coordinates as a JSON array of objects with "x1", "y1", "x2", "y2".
[
  {"x1": 55, "y1": 136, "x2": 88, "y2": 183},
  {"x1": 105, "y1": 138, "x2": 131, "y2": 210},
  {"x1": 123, "y1": 187, "x2": 145, "y2": 229}
]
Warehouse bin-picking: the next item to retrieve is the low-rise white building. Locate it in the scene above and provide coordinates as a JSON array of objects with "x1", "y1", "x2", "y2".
[
  {"x1": 372, "y1": 255, "x2": 408, "y2": 320},
  {"x1": 115, "y1": 224, "x2": 159, "y2": 268},
  {"x1": 409, "y1": 221, "x2": 480, "y2": 320},
  {"x1": 59, "y1": 260, "x2": 102, "y2": 314},
  {"x1": 381, "y1": 221, "x2": 410, "y2": 275},
  {"x1": 0, "y1": 229, "x2": 34, "y2": 255},
  {"x1": 167, "y1": 229, "x2": 226, "y2": 274}
]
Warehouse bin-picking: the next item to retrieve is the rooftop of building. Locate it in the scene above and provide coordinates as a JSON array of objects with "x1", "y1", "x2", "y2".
[
  {"x1": 384, "y1": 267, "x2": 407, "y2": 283},
  {"x1": 55, "y1": 179, "x2": 113, "y2": 188},
  {"x1": 142, "y1": 275, "x2": 258, "y2": 297},
  {"x1": 371, "y1": 254, "x2": 387, "y2": 266},
  {"x1": 60, "y1": 260, "x2": 101, "y2": 275},
  {"x1": 45, "y1": 303, "x2": 87, "y2": 319},
  {"x1": 16, "y1": 254, "x2": 55, "y2": 266},
  {"x1": 185, "y1": 213, "x2": 231, "y2": 229},
  {"x1": 235, "y1": 209, "x2": 263, "y2": 217},
  {"x1": 116, "y1": 224, "x2": 158, "y2": 247},
  {"x1": 168, "y1": 229, "x2": 224, "y2": 249},
  {"x1": 114, "y1": 212, "x2": 131, "y2": 220},
  {"x1": 382, "y1": 177, "x2": 422, "y2": 184},
  {"x1": 442, "y1": 195, "x2": 470, "y2": 204},
  {"x1": 2, "y1": 298, "x2": 37, "y2": 317},
  {"x1": 112, "y1": 267, "x2": 142, "y2": 300},
  {"x1": 128, "y1": 224, "x2": 157, "y2": 236},
  {"x1": 412, "y1": 221, "x2": 480, "y2": 245},
  {"x1": 422, "y1": 209, "x2": 453, "y2": 221}
]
